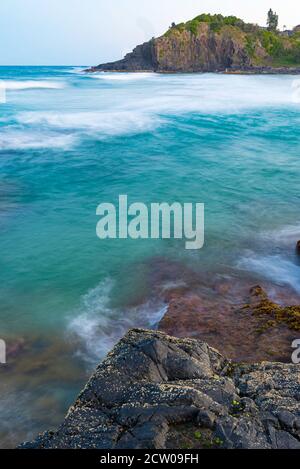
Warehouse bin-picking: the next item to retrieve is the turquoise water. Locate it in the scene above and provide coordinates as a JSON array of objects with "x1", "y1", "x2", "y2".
[{"x1": 0, "y1": 67, "x2": 300, "y2": 446}]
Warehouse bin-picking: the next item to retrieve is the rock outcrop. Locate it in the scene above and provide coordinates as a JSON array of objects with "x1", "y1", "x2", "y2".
[
  {"x1": 87, "y1": 14, "x2": 300, "y2": 74},
  {"x1": 88, "y1": 40, "x2": 158, "y2": 72},
  {"x1": 21, "y1": 329, "x2": 300, "y2": 449}
]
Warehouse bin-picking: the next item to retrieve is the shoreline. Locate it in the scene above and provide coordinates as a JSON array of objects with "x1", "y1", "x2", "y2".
[{"x1": 85, "y1": 66, "x2": 300, "y2": 75}]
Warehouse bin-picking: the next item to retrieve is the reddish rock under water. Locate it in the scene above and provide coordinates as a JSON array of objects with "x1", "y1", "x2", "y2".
[{"x1": 158, "y1": 279, "x2": 299, "y2": 363}]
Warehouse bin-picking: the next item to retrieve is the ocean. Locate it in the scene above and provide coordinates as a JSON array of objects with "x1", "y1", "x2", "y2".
[{"x1": 0, "y1": 66, "x2": 300, "y2": 447}]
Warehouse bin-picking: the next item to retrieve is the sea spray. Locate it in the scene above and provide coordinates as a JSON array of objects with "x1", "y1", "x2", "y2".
[{"x1": 68, "y1": 278, "x2": 167, "y2": 365}]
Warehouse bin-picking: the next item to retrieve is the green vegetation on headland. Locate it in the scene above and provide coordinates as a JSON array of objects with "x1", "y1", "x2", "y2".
[
  {"x1": 165, "y1": 11, "x2": 300, "y2": 67},
  {"x1": 167, "y1": 14, "x2": 255, "y2": 36}
]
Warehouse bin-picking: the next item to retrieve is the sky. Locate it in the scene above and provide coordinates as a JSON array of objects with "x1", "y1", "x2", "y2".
[{"x1": 0, "y1": 0, "x2": 300, "y2": 65}]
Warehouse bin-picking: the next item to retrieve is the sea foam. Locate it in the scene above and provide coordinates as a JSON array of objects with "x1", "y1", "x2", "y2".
[
  {"x1": 0, "y1": 130, "x2": 74, "y2": 150},
  {"x1": 11, "y1": 74, "x2": 300, "y2": 144},
  {"x1": 238, "y1": 255, "x2": 300, "y2": 294},
  {"x1": 16, "y1": 110, "x2": 163, "y2": 137},
  {"x1": 261, "y1": 223, "x2": 300, "y2": 246},
  {"x1": 0, "y1": 80, "x2": 64, "y2": 91},
  {"x1": 68, "y1": 278, "x2": 167, "y2": 365},
  {"x1": 91, "y1": 72, "x2": 156, "y2": 81}
]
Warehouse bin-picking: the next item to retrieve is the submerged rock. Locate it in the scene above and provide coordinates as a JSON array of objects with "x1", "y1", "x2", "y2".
[
  {"x1": 159, "y1": 284, "x2": 298, "y2": 363},
  {"x1": 20, "y1": 329, "x2": 300, "y2": 450},
  {"x1": 243, "y1": 286, "x2": 300, "y2": 333}
]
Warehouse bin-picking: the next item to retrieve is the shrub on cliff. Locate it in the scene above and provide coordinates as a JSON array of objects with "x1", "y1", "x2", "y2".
[{"x1": 185, "y1": 14, "x2": 244, "y2": 34}]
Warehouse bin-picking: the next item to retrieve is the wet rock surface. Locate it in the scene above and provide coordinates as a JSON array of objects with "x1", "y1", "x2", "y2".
[{"x1": 20, "y1": 329, "x2": 300, "y2": 450}]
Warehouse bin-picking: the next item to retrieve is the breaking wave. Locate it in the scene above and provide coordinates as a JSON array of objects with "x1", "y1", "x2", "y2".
[
  {"x1": 0, "y1": 80, "x2": 64, "y2": 91},
  {"x1": 9, "y1": 74, "x2": 300, "y2": 145},
  {"x1": 91, "y1": 72, "x2": 156, "y2": 81},
  {"x1": 238, "y1": 254, "x2": 300, "y2": 294},
  {"x1": 16, "y1": 110, "x2": 163, "y2": 137},
  {"x1": 67, "y1": 278, "x2": 167, "y2": 365},
  {"x1": 0, "y1": 130, "x2": 74, "y2": 150},
  {"x1": 237, "y1": 221, "x2": 300, "y2": 294},
  {"x1": 260, "y1": 223, "x2": 300, "y2": 246}
]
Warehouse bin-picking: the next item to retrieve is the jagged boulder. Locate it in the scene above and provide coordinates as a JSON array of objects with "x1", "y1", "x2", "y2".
[{"x1": 20, "y1": 329, "x2": 300, "y2": 449}]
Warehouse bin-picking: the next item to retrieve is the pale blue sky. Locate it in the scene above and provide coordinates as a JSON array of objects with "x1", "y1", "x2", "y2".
[{"x1": 0, "y1": 0, "x2": 299, "y2": 65}]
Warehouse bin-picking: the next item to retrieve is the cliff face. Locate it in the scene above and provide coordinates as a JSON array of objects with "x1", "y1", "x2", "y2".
[
  {"x1": 21, "y1": 329, "x2": 300, "y2": 450},
  {"x1": 89, "y1": 25, "x2": 251, "y2": 73},
  {"x1": 88, "y1": 14, "x2": 300, "y2": 73},
  {"x1": 154, "y1": 24, "x2": 251, "y2": 72}
]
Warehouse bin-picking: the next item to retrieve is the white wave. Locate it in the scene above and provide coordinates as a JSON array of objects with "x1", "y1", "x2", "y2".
[
  {"x1": 238, "y1": 255, "x2": 300, "y2": 294},
  {"x1": 160, "y1": 280, "x2": 187, "y2": 291},
  {"x1": 0, "y1": 131, "x2": 74, "y2": 150},
  {"x1": 65, "y1": 67, "x2": 87, "y2": 74},
  {"x1": 68, "y1": 278, "x2": 167, "y2": 365},
  {"x1": 91, "y1": 72, "x2": 156, "y2": 81},
  {"x1": 17, "y1": 111, "x2": 163, "y2": 136},
  {"x1": 146, "y1": 74, "x2": 300, "y2": 114},
  {"x1": 84, "y1": 73, "x2": 300, "y2": 114},
  {"x1": 3, "y1": 74, "x2": 298, "y2": 150},
  {"x1": 261, "y1": 223, "x2": 300, "y2": 245},
  {"x1": 0, "y1": 80, "x2": 64, "y2": 91},
  {"x1": 11, "y1": 75, "x2": 299, "y2": 142}
]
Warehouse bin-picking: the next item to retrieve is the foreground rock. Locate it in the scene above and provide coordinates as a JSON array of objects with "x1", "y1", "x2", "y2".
[{"x1": 21, "y1": 329, "x2": 300, "y2": 449}]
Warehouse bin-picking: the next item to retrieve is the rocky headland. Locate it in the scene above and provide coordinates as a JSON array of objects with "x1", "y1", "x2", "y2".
[
  {"x1": 87, "y1": 14, "x2": 300, "y2": 74},
  {"x1": 21, "y1": 329, "x2": 300, "y2": 449}
]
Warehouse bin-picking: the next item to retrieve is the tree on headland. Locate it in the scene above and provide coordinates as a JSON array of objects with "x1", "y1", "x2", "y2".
[{"x1": 267, "y1": 8, "x2": 279, "y2": 32}]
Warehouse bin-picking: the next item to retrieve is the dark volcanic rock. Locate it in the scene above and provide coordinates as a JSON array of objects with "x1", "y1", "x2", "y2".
[
  {"x1": 87, "y1": 40, "x2": 157, "y2": 72},
  {"x1": 20, "y1": 329, "x2": 300, "y2": 450}
]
